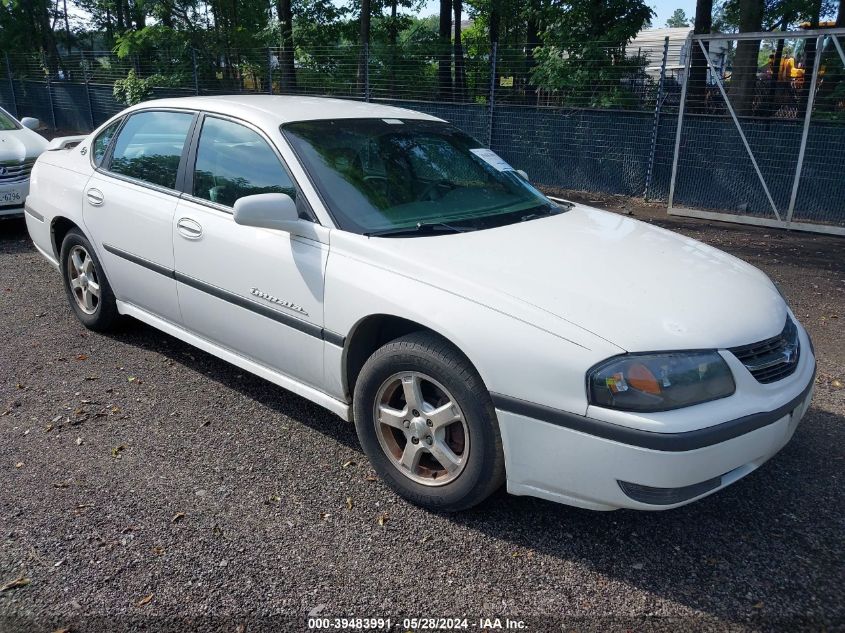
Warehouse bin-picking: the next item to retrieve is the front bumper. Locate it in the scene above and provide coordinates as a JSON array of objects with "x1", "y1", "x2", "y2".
[
  {"x1": 495, "y1": 347, "x2": 816, "y2": 511},
  {"x1": 0, "y1": 204, "x2": 25, "y2": 218},
  {"x1": 0, "y1": 179, "x2": 29, "y2": 217}
]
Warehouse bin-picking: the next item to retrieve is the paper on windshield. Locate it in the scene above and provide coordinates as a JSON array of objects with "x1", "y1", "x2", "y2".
[{"x1": 470, "y1": 148, "x2": 514, "y2": 172}]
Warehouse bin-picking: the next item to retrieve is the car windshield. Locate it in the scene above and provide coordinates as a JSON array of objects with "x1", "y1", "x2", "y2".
[
  {"x1": 0, "y1": 109, "x2": 19, "y2": 131},
  {"x1": 281, "y1": 118, "x2": 560, "y2": 235}
]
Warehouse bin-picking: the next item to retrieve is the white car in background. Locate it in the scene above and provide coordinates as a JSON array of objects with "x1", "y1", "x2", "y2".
[
  {"x1": 24, "y1": 96, "x2": 815, "y2": 512},
  {"x1": 0, "y1": 107, "x2": 48, "y2": 217}
]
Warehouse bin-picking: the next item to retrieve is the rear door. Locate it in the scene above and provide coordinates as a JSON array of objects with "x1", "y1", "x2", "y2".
[
  {"x1": 83, "y1": 109, "x2": 197, "y2": 324},
  {"x1": 172, "y1": 114, "x2": 328, "y2": 389}
]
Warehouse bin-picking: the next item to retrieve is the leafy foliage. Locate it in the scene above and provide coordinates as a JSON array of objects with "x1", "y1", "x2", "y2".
[
  {"x1": 3, "y1": 0, "x2": 842, "y2": 118},
  {"x1": 112, "y1": 69, "x2": 154, "y2": 105},
  {"x1": 531, "y1": 45, "x2": 654, "y2": 108},
  {"x1": 665, "y1": 8, "x2": 692, "y2": 27}
]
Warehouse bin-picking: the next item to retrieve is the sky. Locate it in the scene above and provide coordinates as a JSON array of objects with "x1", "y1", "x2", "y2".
[{"x1": 650, "y1": 0, "x2": 698, "y2": 27}]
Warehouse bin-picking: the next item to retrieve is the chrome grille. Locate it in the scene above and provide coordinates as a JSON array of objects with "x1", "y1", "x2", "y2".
[
  {"x1": 0, "y1": 160, "x2": 35, "y2": 183},
  {"x1": 729, "y1": 318, "x2": 800, "y2": 384}
]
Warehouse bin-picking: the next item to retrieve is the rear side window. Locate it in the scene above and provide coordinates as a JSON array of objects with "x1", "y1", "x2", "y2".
[
  {"x1": 108, "y1": 111, "x2": 194, "y2": 189},
  {"x1": 192, "y1": 116, "x2": 296, "y2": 207},
  {"x1": 92, "y1": 119, "x2": 122, "y2": 166}
]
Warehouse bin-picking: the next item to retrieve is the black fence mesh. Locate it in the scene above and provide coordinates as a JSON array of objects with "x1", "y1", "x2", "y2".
[
  {"x1": 0, "y1": 34, "x2": 843, "y2": 230},
  {"x1": 668, "y1": 31, "x2": 845, "y2": 229}
]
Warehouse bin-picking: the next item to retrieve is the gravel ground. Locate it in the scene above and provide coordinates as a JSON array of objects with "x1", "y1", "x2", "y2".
[{"x1": 0, "y1": 210, "x2": 843, "y2": 633}]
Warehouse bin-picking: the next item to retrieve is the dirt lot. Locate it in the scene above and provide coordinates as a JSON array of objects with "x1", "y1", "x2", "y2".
[{"x1": 0, "y1": 206, "x2": 843, "y2": 633}]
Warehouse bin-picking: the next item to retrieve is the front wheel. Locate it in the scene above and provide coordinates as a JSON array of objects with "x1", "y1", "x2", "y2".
[{"x1": 353, "y1": 332, "x2": 505, "y2": 511}]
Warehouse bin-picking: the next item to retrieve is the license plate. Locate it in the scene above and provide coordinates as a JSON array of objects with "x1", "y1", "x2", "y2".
[{"x1": 0, "y1": 189, "x2": 23, "y2": 206}]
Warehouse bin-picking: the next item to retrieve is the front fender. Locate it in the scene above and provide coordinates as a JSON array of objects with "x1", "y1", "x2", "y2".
[{"x1": 324, "y1": 238, "x2": 623, "y2": 417}]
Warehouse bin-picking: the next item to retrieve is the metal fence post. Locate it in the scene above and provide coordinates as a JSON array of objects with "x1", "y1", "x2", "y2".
[
  {"x1": 832, "y1": 35, "x2": 845, "y2": 65},
  {"x1": 785, "y1": 34, "x2": 825, "y2": 225},
  {"x1": 487, "y1": 42, "x2": 497, "y2": 148},
  {"x1": 192, "y1": 49, "x2": 200, "y2": 95},
  {"x1": 81, "y1": 50, "x2": 95, "y2": 130},
  {"x1": 4, "y1": 52, "x2": 18, "y2": 118},
  {"x1": 42, "y1": 52, "x2": 57, "y2": 130},
  {"x1": 644, "y1": 36, "x2": 669, "y2": 200},
  {"x1": 267, "y1": 48, "x2": 273, "y2": 94},
  {"x1": 667, "y1": 33, "x2": 693, "y2": 213}
]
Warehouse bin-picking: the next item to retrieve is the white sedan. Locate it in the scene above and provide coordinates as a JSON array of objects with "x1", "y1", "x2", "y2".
[
  {"x1": 0, "y1": 107, "x2": 48, "y2": 217},
  {"x1": 24, "y1": 96, "x2": 815, "y2": 512}
]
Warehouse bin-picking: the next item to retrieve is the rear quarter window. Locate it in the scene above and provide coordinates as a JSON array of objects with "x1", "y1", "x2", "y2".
[
  {"x1": 107, "y1": 111, "x2": 194, "y2": 189},
  {"x1": 92, "y1": 119, "x2": 123, "y2": 167}
]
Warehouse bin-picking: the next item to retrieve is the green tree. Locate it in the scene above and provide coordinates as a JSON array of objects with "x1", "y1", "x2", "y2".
[
  {"x1": 666, "y1": 8, "x2": 692, "y2": 26},
  {"x1": 542, "y1": 0, "x2": 654, "y2": 47},
  {"x1": 438, "y1": 0, "x2": 452, "y2": 98},
  {"x1": 0, "y1": 1, "x2": 64, "y2": 74},
  {"x1": 454, "y1": 0, "x2": 467, "y2": 99},
  {"x1": 529, "y1": 0, "x2": 654, "y2": 108},
  {"x1": 359, "y1": 0, "x2": 372, "y2": 91},
  {"x1": 687, "y1": 0, "x2": 713, "y2": 113},
  {"x1": 276, "y1": 0, "x2": 297, "y2": 91},
  {"x1": 731, "y1": 0, "x2": 765, "y2": 116}
]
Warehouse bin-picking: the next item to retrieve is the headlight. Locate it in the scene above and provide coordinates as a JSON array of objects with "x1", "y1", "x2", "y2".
[{"x1": 588, "y1": 352, "x2": 735, "y2": 412}]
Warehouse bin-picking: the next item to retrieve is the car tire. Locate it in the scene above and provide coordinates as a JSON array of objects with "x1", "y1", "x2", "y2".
[
  {"x1": 353, "y1": 331, "x2": 505, "y2": 512},
  {"x1": 60, "y1": 228, "x2": 118, "y2": 332}
]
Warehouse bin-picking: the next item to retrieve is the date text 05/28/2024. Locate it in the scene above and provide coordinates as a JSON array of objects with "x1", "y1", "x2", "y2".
[{"x1": 307, "y1": 617, "x2": 528, "y2": 630}]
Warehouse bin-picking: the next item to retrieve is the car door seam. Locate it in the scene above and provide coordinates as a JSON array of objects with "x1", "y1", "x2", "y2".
[{"x1": 102, "y1": 242, "x2": 344, "y2": 346}]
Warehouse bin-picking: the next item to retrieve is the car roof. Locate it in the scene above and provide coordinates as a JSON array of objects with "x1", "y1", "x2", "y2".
[{"x1": 123, "y1": 95, "x2": 444, "y2": 126}]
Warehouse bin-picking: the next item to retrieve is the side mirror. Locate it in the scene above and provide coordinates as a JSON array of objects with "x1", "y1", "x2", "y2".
[
  {"x1": 233, "y1": 193, "x2": 301, "y2": 234},
  {"x1": 20, "y1": 117, "x2": 40, "y2": 130},
  {"x1": 516, "y1": 169, "x2": 529, "y2": 181}
]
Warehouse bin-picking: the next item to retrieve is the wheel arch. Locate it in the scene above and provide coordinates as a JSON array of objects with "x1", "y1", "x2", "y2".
[
  {"x1": 342, "y1": 313, "x2": 481, "y2": 401},
  {"x1": 51, "y1": 216, "x2": 81, "y2": 260}
]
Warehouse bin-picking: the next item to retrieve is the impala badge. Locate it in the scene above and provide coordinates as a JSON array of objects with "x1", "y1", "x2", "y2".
[{"x1": 250, "y1": 287, "x2": 308, "y2": 316}]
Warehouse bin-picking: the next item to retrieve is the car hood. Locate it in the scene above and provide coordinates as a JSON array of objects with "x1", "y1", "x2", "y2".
[
  {"x1": 0, "y1": 128, "x2": 48, "y2": 162},
  {"x1": 359, "y1": 204, "x2": 787, "y2": 351}
]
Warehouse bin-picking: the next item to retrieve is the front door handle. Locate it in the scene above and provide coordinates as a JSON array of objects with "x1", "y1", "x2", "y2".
[
  {"x1": 177, "y1": 217, "x2": 203, "y2": 240},
  {"x1": 86, "y1": 188, "x2": 104, "y2": 207}
]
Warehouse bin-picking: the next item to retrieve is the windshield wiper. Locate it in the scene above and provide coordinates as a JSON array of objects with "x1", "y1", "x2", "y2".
[
  {"x1": 363, "y1": 221, "x2": 473, "y2": 238},
  {"x1": 520, "y1": 201, "x2": 570, "y2": 223}
]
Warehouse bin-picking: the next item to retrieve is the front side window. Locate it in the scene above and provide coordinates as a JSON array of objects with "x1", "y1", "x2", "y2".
[
  {"x1": 282, "y1": 118, "x2": 557, "y2": 235},
  {"x1": 92, "y1": 119, "x2": 122, "y2": 166},
  {"x1": 108, "y1": 111, "x2": 194, "y2": 189},
  {"x1": 192, "y1": 116, "x2": 296, "y2": 207},
  {"x1": 0, "y1": 108, "x2": 20, "y2": 131}
]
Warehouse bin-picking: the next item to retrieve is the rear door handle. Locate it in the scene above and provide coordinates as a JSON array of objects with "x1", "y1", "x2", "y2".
[
  {"x1": 86, "y1": 188, "x2": 104, "y2": 206},
  {"x1": 177, "y1": 217, "x2": 203, "y2": 240}
]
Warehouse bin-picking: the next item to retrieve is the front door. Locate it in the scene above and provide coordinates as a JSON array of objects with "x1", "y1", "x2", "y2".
[
  {"x1": 83, "y1": 109, "x2": 197, "y2": 324},
  {"x1": 173, "y1": 114, "x2": 328, "y2": 389}
]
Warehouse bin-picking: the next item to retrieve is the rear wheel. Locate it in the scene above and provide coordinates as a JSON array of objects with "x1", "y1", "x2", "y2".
[
  {"x1": 353, "y1": 332, "x2": 505, "y2": 511},
  {"x1": 60, "y1": 229, "x2": 118, "y2": 332}
]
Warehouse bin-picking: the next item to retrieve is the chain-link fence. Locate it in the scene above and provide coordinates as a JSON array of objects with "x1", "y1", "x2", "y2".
[
  {"x1": 668, "y1": 28, "x2": 845, "y2": 234},
  {"x1": 1, "y1": 33, "x2": 843, "y2": 234}
]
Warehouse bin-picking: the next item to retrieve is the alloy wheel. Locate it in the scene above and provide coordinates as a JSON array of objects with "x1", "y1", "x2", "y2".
[
  {"x1": 67, "y1": 245, "x2": 100, "y2": 315},
  {"x1": 373, "y1": 371, "x2": 469, "y2": 486}
]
